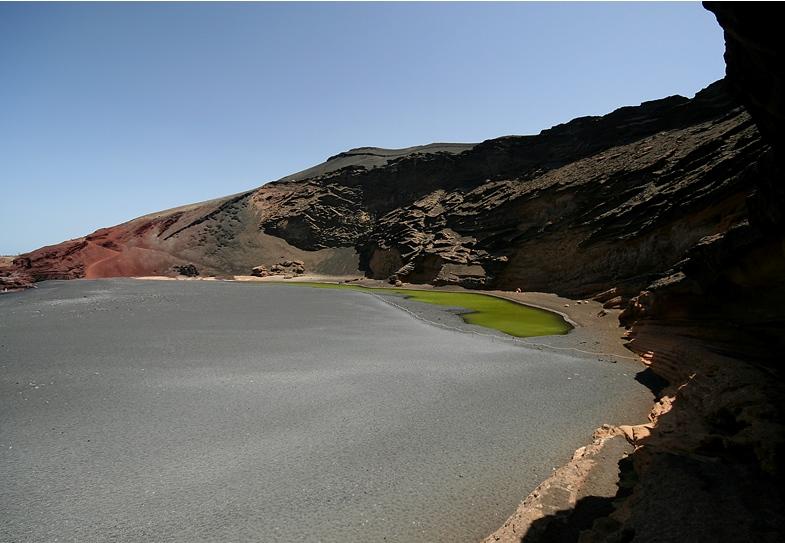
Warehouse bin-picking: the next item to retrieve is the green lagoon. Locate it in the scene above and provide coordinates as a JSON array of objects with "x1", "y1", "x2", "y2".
[{"x1": 279, "y1": 282, "x2": 572, "y2": 338}]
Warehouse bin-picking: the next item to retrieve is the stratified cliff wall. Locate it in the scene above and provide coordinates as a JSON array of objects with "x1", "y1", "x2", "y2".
[
  {"x1": 6, "y1": 81, "x2": 766, "y2": 301},
  {"x1": 622, "y1": 4, "x2": 785, "y2": 359},
  {"x1": 520, "y1": 4, "x2": 785, "y2": 542}
]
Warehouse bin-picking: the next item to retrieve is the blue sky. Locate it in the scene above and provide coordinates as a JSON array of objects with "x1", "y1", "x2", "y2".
[{"x1": 1, "y1": 2, "x2": 726, "y2": 255}]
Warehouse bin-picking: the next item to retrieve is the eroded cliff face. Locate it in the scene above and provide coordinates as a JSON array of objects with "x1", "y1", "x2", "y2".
[
  {"x1": 6, "y1": 81, "x2": 766, "y2": 300},
  {"x1": 529, "y1": 4, "x2": 785, "y2": 542}
]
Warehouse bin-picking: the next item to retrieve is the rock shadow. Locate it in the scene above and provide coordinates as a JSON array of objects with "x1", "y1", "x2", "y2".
[
  {"x1": 633, "y1": 367, "x2": 669, "y2": 397},
  {"x1": 519, "y1": 455, "x2": 636, "y2": 543}
]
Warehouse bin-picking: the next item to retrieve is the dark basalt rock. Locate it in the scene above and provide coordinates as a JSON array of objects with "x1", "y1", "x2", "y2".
[
  {"x1": 560, "y1": 5, "x2": 785, "y2": 543},
  {"x1": 706, "y1": 3, "x2": 785, "y2": 157},
  {"x1": 248, "y1": 79, "x2": 764, "y2": 297},
  {"x1": 173, "y1": 264, "x2": 199, "y2": 277}
]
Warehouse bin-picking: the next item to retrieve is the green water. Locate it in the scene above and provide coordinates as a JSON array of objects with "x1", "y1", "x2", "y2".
[{"x1": 273, "y1": 282, "x2": 572, "y2": 338}]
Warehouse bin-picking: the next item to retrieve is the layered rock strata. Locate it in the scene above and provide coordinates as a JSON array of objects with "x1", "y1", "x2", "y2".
[
  {"x1": 500, "y1": 4, "x2": 785, "y2": 542},
  {"x1": 8, "y1": 83, "x2": 764, "y2": 302}
]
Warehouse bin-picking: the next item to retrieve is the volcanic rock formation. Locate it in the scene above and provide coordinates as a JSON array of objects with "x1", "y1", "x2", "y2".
[
  {"x1": 251, "y1": 259, "x2": 305, "y2": 277},
  {"x1": 7, "y1": 82, "x2": 764, "y2": 302},
  {"x1": 0, "y1": 257, "x2": 34, "y2": 291},
  {"x1": 496, "y1": 4, "x2": 785, "y2": 542}
]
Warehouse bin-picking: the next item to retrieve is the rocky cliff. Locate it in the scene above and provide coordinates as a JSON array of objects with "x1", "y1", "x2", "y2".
[
  {"x1": 500, "y1": 4, "x2": 785, "y2": 542},
  {"x1": 7, "y1": 81, "x2": 766, "y2": 302}
]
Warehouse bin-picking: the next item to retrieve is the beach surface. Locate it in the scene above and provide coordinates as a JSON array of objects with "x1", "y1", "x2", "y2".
[{"x1": 1, "y1": 279, "x2": 651, "y2": 542}]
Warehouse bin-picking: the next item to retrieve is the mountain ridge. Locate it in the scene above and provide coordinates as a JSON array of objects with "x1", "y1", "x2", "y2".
[{"x1": 4, "y1": 79, "x2": 764, "y2": 301}]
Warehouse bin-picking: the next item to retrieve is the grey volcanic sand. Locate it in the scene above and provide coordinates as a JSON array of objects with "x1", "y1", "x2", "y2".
[{"x1": 0, "y1": 279, "x2": 651, "y2": 542}]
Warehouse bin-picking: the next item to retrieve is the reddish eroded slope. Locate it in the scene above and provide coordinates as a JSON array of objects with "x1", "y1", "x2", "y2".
[
  {"x1": 11, "y1": 188, "x2": 363, "y2": 281},
  {"x1": 12, "y1": 198, "x2": 233, "y2": 280}
]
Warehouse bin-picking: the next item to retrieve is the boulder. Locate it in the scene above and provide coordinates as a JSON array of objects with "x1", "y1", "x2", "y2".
[
  {"x1": 593, "y1": 287, "x2": 620, "y2": 303},
  {"x1": 433, "y1": 263, "x2": 488, "y2": 288},
  {"x1": 173, "y1": 264, "x2": 199, "y2": 277},
  {"x1": 263, "y1": 260, "x2": 305, "y2": 276},
  {"x1": 0, "y1": 271, "x2": 35, "y2": 291},
  {"x1": 251, "y1": 265, "x2": 269, "y2": 277}
]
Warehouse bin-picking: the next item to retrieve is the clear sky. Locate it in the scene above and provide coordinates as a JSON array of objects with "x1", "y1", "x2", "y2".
[{"x1": 0, "y1": 1, "x2": 726, "y2": 255}]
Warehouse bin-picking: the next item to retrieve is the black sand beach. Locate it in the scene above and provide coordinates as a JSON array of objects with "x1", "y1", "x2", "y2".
[{"x1": 1, "y1": 279, "x2": 651, "y2": 542}]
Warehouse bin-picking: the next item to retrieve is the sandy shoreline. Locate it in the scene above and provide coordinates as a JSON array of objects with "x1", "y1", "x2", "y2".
[
  {"x1": 134, "y1": 273, "x2": 634, "y2": 362},
  {"x1": 128, "y1": 273, "x2": 649, "y2": 541},
  {"x1": 5, "y1": 273, "x2": 651, "y2": 540},
  {"x1": 2, "y1": 272, "x2": 649, "y2": 538},
  {"x1": 2, "y1": 278, "x2": 651, "y2": 542}
]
